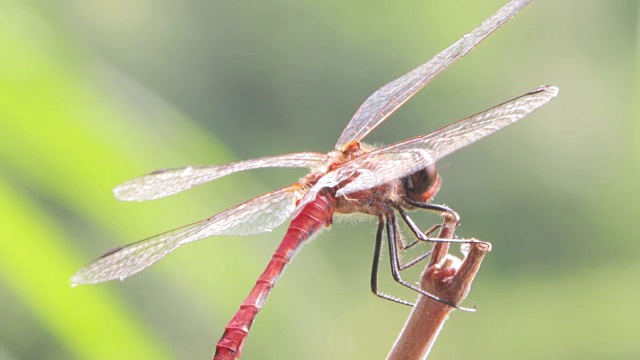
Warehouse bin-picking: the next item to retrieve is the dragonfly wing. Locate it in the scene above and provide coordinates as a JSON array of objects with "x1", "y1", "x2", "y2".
[
  {"x1": 390, "y1": 85, "x2": 559, "y2": 162},
  {"x1": 335, "y1": 150, "x2": 433, "y2": 198},
  {"x1": 334, "y1": 0, "x2": 533, "y2": 152},
  {"x1": 114, "y1": 152, "x2": 327, "y2": 201},
  {"x1": 71, "y1": 184, "x2": 306, "y2": 285},
  {"x1": 335, "y1": 85, "x2": 558, "y2": 195}
]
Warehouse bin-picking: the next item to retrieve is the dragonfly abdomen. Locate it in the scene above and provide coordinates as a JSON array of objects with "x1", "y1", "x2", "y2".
[{"x1": 214, "y1": 191, "x2": 336, "y2": 360}]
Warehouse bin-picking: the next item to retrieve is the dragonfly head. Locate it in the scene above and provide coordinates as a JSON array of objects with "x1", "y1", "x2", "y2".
[{"x1": 403, "y1": 163, "x2": 441, "y2": 203}]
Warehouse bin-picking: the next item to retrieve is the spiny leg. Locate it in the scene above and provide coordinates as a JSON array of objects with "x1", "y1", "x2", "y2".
[
  {"x1": 395, "y1": 202, "x2": 479, "y2": 272},
  {"x1": 405, "y1": 199, "x2": 460, "y2": 224},
  {"x1": 399, "y1": 202, "x2": 475, "y2": 245},
  {"x1": 384, "y1": 209, "x2": 461, "y2": 308},
  {"x1": 370, "y1": 215, "x2": 414, "y2": 306},
  {"x1": 391, "y1": 206, "x2": 457, "y2": 271},
  {"x1": 393, "y1": 216, "x2": 442, "y2": 251}
]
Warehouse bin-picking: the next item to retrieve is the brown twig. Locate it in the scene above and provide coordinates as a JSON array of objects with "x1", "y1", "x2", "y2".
[
  {"x1": 385, "y1": 0, "x2": 538, "y2": 357},
  {"x1": 386, "y1": 213, "x2": 491, "y2": 360}
]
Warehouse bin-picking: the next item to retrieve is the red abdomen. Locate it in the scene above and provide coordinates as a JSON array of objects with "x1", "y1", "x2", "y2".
[{"x1": 213, "y1": 191, "x2": 336, "y2": 360}]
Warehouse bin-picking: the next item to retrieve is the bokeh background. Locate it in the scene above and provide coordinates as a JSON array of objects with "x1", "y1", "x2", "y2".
[{"x1": 1, "y1": 0, "x2": 638, "y2": 359}]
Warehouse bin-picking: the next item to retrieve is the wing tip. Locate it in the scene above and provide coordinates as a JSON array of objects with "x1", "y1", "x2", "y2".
[
  {"x1": 69, "y1": 272, "x2": 91, "y2": 287},
  {"x1": 535, "y1": 84, "x2": 559, "y2": 98},
  {"x1": 112, "y1": 185, "x2": 132, "y2": 201},
  {"x1": 70, "y1": 269, "x2": 124, "y2": 286}
]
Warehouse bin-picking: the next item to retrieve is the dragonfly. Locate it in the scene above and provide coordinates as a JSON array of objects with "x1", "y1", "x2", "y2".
[{"x1": 71, "y1": 0, "x2": 557, "y2": 359}]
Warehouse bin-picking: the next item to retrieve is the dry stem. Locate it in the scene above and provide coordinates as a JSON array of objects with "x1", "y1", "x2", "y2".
[{"x1": 386, "y1": 213, "x2": 491, "y2": 360}]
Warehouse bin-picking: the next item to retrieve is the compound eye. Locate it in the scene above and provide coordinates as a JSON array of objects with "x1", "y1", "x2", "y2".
[
  {"x1": 423, "y1": 163, "x2": 437, "y2": 188},
  {"x1": 404, "y1": 163, "x2": 439, "y2": 203}
]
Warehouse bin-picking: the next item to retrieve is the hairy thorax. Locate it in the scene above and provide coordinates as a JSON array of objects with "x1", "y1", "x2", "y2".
[{"x1": 299, "y1": 142, "x2": 441, "y2": 217}]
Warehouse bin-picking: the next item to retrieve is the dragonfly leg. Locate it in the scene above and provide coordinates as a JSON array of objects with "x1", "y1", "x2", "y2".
[
  {"x1": 399, "y1": 203, "x2": 475, "y2": 245},
  {"x1": 384, "y1": 209, "x2": 466, "y2": 309},
  {"x1": 369, "y1": 215, "x2": 414, "y2": 307},
  {"x1": 385, "y1": 202, "x2": 442, "y2": 254},
  {"x1": 390, "y1": 208, "x2": 454, "y2": 271},
  {"x1": 405, "y1": 199, "x2": 461, "y2": 224},
  {"x1": 393, "y1": 219, "x2": 441, "y2": 251}
]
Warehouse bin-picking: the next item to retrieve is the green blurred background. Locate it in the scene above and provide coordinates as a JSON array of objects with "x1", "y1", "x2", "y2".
[{"x1": 1, "y1": 0, "x2": 638, "y2": 359}]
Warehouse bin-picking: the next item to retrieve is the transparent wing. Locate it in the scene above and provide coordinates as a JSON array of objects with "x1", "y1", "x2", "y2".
[
  {"x1": 335, "y1": 85, "x2": 558, "y2": 196},
  {"x1": 71, "y1": 184, "x2": 306, "y2": 285},
  {"x1": 334, "y1": 0, "x2": 533, "y2": 152},
  {"x1": 114, "y1": 152, "x2": 327, "y2": 201}
]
